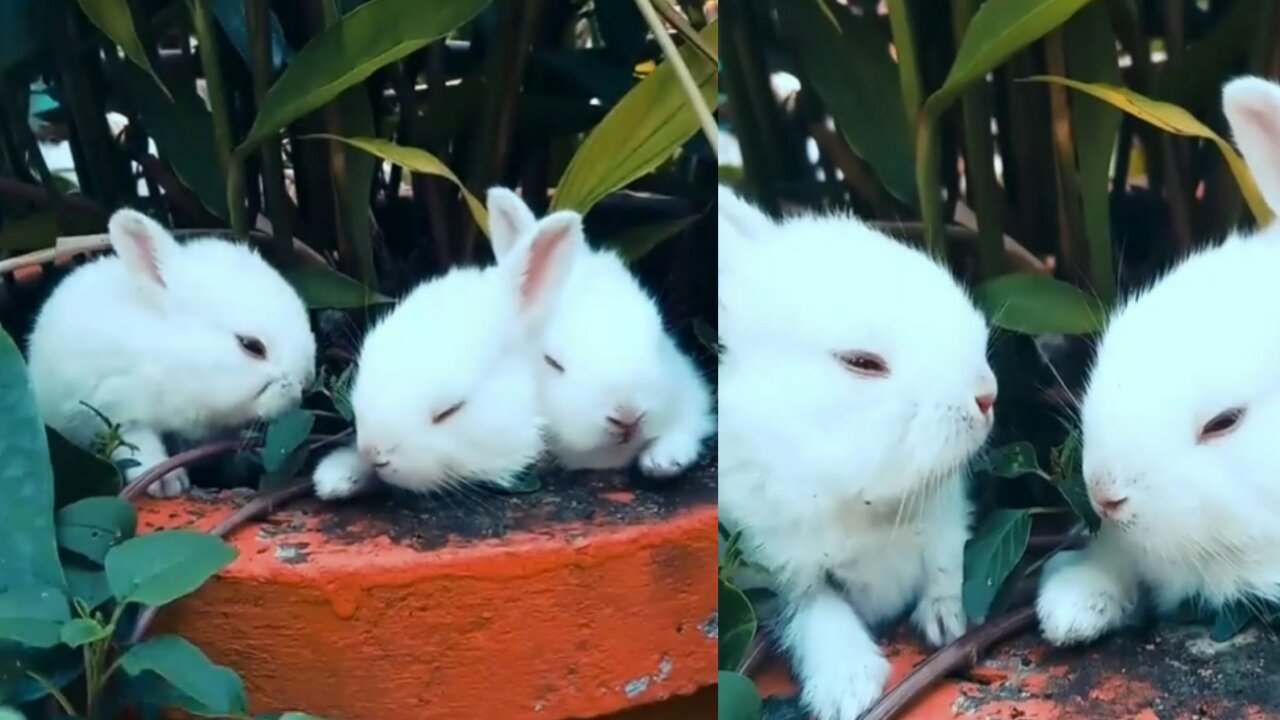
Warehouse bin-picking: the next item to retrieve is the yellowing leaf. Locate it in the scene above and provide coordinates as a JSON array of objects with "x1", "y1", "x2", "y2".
[
  {"x1": 1023, "y1": 76, "x2": 1274, "y2": 225},
  {"x1": 303, "y1": 135, "x2": 488, "y2": 234},
  {"x1": 553, "y1": 20, "x2": 719, "y2": 214}
]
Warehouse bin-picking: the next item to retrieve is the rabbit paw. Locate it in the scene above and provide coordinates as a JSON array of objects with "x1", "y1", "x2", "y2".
[
  {"x1": 146, "y1": 468, "x2": 190, "y2": 498},
  {"x1": 638, "y1": 432, "x2": 702, "y2": 478},
  {"x1": 800, "y1": 653, "x2": 891, "y2": 720},
  {"x1": 1037, "y1": 562, "x2": 1132, "y2": 646},
  {"x1": 312, "y1": 447, "x2": 372, "y2": 501},
  {"x1": 912, "y1": 594, "x2": 967, "y2": 647}
]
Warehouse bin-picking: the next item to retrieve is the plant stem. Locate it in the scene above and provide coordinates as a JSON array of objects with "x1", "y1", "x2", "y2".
[
  {"x1": 189, "y1": 0, "x2": 243, "y2": 232},
  {"x1": 26, "y1": 672, "x2": 77, "y2": 716},
  {"x1": 951, "y1": 0, "x2": 1003, "y2": 279},
  {"x1": 889, "y1": 0, "x2": 945, "y2": 257},
  {"x1": 119, "y1": 439, "x2": 245, "y2": 500},
  {"x1": 247, "y1": 0, "x2": 293, "y2": 262},
  {"x1": 1044, "y1": 28, "x2": 1089, "y2": 284},
  {"x1": 635, "y1": 0, "x2": 717, "y2": 151}
]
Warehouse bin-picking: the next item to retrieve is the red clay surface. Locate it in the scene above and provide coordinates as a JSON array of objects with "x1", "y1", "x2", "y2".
[
  {"x1": 756, "y1": 622, "x2": 1280, "y2": 719},
  {"x1": 136, "y1": 457, "x2": 718, "y2": 720}
]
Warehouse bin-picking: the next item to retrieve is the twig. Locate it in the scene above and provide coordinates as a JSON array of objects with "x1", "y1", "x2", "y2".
[
  {"x1": 127, "y1": 478, "x2": 315, "y2": 644},
  {"x1": 119, "y1": 440, "x2": 245, "y2": 500},
  {"x1": 859, "y1": 607, "x2": 1037, "y2": 720},
  {"x1": 650, "y1": 0, "x2": 717, "y2": 63},
  {"x1": 634, "y1": 0, "x2": 717, "y2": 152}
]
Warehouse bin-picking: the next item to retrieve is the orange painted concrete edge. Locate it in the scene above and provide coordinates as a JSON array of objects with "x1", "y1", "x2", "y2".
[{"x1": 136, "y1": 493, "x2": 718, "y2": 720}]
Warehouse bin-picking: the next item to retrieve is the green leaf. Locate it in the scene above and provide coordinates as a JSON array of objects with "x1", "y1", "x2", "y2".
[
  {"x1": 717, "y1": 671, "x2": 763, "y2": 720},
  {"x1": 236, "y1": 0, "x2": 494, "y2": 156},
  {"x1": 1051, "y1": 429, "x2": 1101, "y2": 533},
  {"x1": 1210, "y1": 602, "x2": 1253, "y2": 642},
  {"x1": 0, "y1": 212, "x2": 58, "y2": 253},
  {"x1": 55, "y1": 496, "x2": 138, "y2": 565},
  {"x1": 963, "y1": 509, "x2": 1032, "y2": 622},
  {"x1": 605, "y1": 215, "x2": 698, "y2": 263},
  {"x1": 0, "y1": 584, "x2": 69, "y2": 648},
  {"x1": 774, "y1": 2, "x2": 916, "y2": 206},
  {"x1": 925, "y1": 0, "x2": 1095, "y2": 119},
  {"x1": 59, "y1": 618, "x2": 108, "y2": 648},
  {"x1": 47, "y1": 427, "x2": 123, "y2": 509},
  {"x1": 105, "y1": 531, "x2": 237, "y2": 606},
  {"x1": 0, "y1": 328, "x2": 63, "y2": 593},
  {"x1": 552, "y1": 20, "x2": 719, "y2": 214},
  {"x1": 975, "y1": 273, "x2": 1105, "y2": 335},
  {"x1": 63, "y1": 564, "x2": 111, "y2": 610},
  {"x1": 718, "y1": 577, "x2": 755, "y2": 672},
  {"x1": 305, "y1": 135, "x2": 489, "y2": 234},
  {"x1": 0, "y1": 706, "x2": 25, "y2": 720},
  {"x1": 283, "y1": 266, "x2": 391, "y2": 309},
  {"x1": 73, "y1": 0, "x2": 169, "y2": 99},
  {"x1": 0, "y1": 643, "x2": 82, "y2": 706},
  {"x1": 118, "y1": 62, "x2": 228, "y2": 218},
  {"x1": 261, "y1": 409, "x2": 315, "y2": 473},
  {"x1": 1062, "y1": 3, "x2": 1120, "y2": 305},
  {"x1": 120, "y1": 635, "x2": 248, "y2": 717},
  {"x1": 982, "y1": 442, "x2": 1043, "y2": 478},
  {"x1": 1022, "y1": 77, "x2": 1274, "y2": 225}
]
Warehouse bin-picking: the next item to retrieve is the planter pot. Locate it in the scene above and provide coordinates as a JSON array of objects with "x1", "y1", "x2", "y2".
[{"x1": 136, "y1": 463, "x2": 718, "y2": 720}]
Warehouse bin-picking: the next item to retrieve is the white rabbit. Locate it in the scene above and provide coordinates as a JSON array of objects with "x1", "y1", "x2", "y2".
[
  {"x1": 311, "y1": 207, "x2": 583, "y2": 500},
  {"x1": 26, "y1": 209, "x2": 316, "y2": 497},
  {"x1": 482, "y1": 187, "x2": 714, "y2": 476},
  {"x1": 717, "y1": 186, "x2": 997, "y2": 720},
  {"x1": 1036, "y1": 75, "x2": 1280, "y2": 646}
]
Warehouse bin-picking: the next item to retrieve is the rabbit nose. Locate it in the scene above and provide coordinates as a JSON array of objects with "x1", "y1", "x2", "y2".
[
  {"x1": 359, "y1": 444, "x2": 389, "y2": 469},
  {"x1": 1092, "y1": 494, "x2": 1129, "y2": 519},
  {"x1": 606, "y1": 408, "x2": 645, "y2": 440},
  {"x1": 975, "y1": 393, "x2": 996, "y2": 418}
]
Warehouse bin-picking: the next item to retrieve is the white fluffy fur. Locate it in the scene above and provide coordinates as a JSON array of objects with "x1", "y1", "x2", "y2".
[
  {"x1": 717, "y1": 187, "x2": 996, "y2": 720},
  {"x1": 1037, "y1": 75, "x2": 1280, "y2": 645},
  {"x1": 27, "y1": 209, "x2": 316, "y2": 497},
  {"x1": 312, "y1": 207, "x2": 583, "y2": 499},
  {"x1": 484, "y1": 188, "x2": 714, "y2": 475}
]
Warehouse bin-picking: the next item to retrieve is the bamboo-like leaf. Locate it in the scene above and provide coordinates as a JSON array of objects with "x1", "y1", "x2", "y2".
[
  {"x1": 552, "y1": 20, "x2": 719, "y2": 214},
  {"x1": 1023, "y1": 76, "x2": 1274, "y2": 225},
  {"x1": 74, "y1": 0, "x2": 170, "y2": 98},
  {"x1": 1062, "y1": 5, "x2": 1120, "y2": 305},
  {"x1": 776, "y1": 1, "x2": 916, "y2": 206},
  {"x1": 236, "y1": 0, "x2": 493, "y2": 157},
  {"x1": 304, "y1": 135, "x2": 488, "y2": 234},
  {"x1": 925, "y1": 0, "x2": 1095, "y2": 119}
]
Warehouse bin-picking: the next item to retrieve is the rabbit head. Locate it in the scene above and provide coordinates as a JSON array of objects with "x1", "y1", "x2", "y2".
[
  {"x1": 1076, "y1": 76, "x2": 1280, "y2": 558},
  {"x1": 346, "y1": 209, "x2": 583, "y2": 491},
  {"x1": 718, "y1": 188, "x2": 996, "y2": 504}
]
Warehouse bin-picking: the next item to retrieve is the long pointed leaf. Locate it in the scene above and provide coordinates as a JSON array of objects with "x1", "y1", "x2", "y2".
[
  {"x1": 1023, "y1": 76, "x2": 1274, "y2": 225},
  {"x1": 74, "y1": 0, "x2": 169, "y2": 98},
  {"x1": 236, "y1": 0, "x2": 494, "y2": 157},
  {"x1": 551, "y1": 21, "x2": 719, "y2": 213}
]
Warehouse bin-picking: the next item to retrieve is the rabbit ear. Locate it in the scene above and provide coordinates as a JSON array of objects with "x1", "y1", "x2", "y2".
[
  {"x1": 505, "y1": 210, "x2": 583, "y2": 331},
  {"x1": 486, "y1": 187, "x2": 538, "y2": 259},
  {"x1": 107, "y1": 209, "x2": 179, "y2": 294},
  {"x1": 1224, "y1": 76, "x2": 1280, "y2": 221}
]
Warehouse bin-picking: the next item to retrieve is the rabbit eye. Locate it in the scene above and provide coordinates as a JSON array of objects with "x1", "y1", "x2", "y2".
[
  {"x1": 544, "y1": 354, "x2": 565, "y2": 373},
  {"x1": 836, "y1": 351, "x2": 889, "y2": 378},
  {"x1": 237, "y1": 335, "x2": 267, "y2": 360},
  {"x1": 431, "y1": 401, "x2": 466, "y2": 425},
  {"x1": 1198, "y1": 407, "x2": 1245, "y2": 443}
]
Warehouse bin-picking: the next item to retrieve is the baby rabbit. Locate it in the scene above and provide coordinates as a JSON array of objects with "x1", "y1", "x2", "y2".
[
  {"x1": 1036, "y1": 75, "x2": 1280, "y2": 646},
  {"x1": 717, "y1": 186, "x2": 997, "y2": 720},
  {"x1": 483, "y1": 188, "x2": 713, "y2": 476},
  {"x1": 26, "y1": 209, "x2": 316, "y2": 497},
  {"x1": 311, "y1": 205, "x2": 583, "y2": 500}
]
